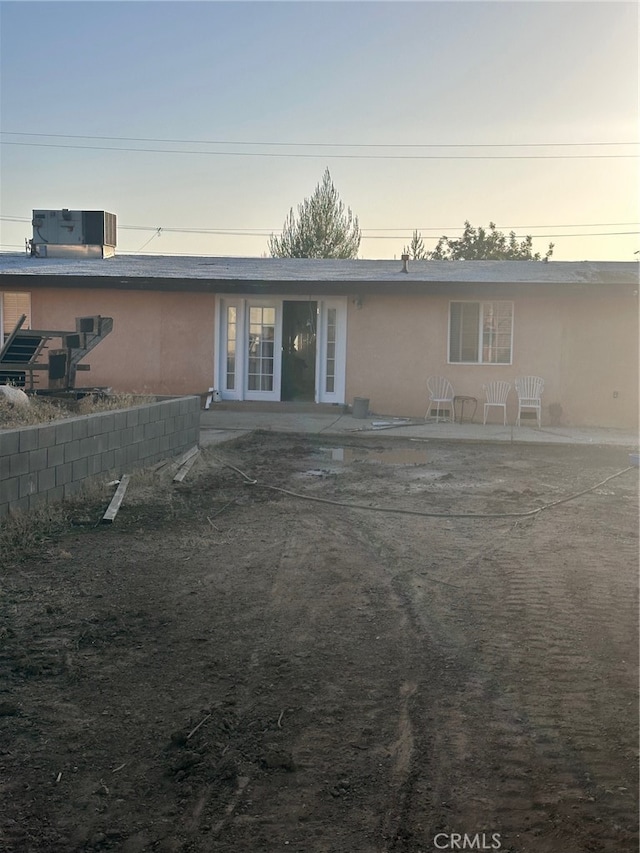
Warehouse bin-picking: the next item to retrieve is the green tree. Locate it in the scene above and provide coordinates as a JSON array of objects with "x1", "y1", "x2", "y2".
[
  {"x1": 269, "y1": 168, "x2": 361, "y2": 259},
  {"x1": 429, "y1": 221, "x2": 554, "y2": 261},
  {"x1": 403, "y1": 229, "x2": 427, "y2": 260}
]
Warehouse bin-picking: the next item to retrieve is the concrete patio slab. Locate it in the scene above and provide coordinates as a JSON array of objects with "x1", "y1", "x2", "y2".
[{"x1": 199, "y1": 406, "x2": 639, "y2": 449}]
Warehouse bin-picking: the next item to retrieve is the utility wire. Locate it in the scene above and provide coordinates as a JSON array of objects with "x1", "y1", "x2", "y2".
[
  {"x1": 1, "y1": 130, "x2": 637, "y2": 148},
  {"x1": 136, "y1": 227, "x2": 162, "y2": 252},
  {"x1": 1, "y1": 140, "x2": 637, "y2": 160},
  {"x1": 1, "y1": 216, "x2": 637, "y2": 240}
]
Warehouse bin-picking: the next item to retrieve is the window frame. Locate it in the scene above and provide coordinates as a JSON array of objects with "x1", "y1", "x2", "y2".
[
  {"x1": 0, "y1": 291, "x2": 32, "y2": 348},
  {"x1": 448, "y1": 299, "x2": 514, "y2": 366}
]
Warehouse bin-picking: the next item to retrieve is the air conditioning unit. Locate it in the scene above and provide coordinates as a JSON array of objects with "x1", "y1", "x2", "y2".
[{"x1": 31, "y1": 209, "x2": 116, "y2": 258}]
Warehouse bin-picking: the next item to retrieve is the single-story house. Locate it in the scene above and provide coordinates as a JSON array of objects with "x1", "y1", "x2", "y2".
[{"x1": 0, "y1": 255, "x2": 638, "y2": 429}]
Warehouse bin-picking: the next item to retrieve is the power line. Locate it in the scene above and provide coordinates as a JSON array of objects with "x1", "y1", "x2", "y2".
[
  {"x1": 2, "y1": 131, "x2": 637, "y2": 148},
  {"x1": 2, "y1": 215, "x2": 638, "y2": 236},
  {"x1": 1, "y1": 140, "x2": 637, "y2": 160}
]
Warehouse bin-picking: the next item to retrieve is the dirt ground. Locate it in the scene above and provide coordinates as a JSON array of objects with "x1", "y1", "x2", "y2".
[{"x1": 0, "y1": 432, "x2": 637, "y2": 853}]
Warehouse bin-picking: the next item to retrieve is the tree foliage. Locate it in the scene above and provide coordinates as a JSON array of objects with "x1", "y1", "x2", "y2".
[
  {"x1": 403, "y1": 229, "x2": 427, "y2": 260},
  {"x1": 269, "y1": 169, "x2": 361, "y2": 259},
  {"x1": 429, "y1": 221, "x2": 554, "y2": 261}
]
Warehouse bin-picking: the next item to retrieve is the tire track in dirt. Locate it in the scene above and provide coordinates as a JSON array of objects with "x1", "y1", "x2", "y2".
[
  {"x1": 355, "y1": 479, "x2": 638, "y2": 853},
  {"x1": 188, "y1": 503, "x2": 436, "y2": 852}
]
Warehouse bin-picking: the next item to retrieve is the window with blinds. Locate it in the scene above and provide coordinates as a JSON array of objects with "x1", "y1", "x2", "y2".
[
  {"x1": 449, "y1": 300, "x2": 513, "y2": 364},
  {"x1": 1, "y1": 292, "x2": 32, "y2": 345}
]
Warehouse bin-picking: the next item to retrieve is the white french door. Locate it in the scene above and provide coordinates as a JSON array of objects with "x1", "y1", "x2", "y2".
[
  {"x1": 316, "y1": 298, "x2": 347, "y2": 404},
  {"x1": 216, "y1": 296, "x2": 346, "y2": 404},
  {"x1": 245, "y1": 302, "x2": 281, "y2": 400}
]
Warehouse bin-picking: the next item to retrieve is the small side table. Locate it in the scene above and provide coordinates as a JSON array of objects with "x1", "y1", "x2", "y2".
[{"x1": 453, "y1": 395, "x2": 478, "y2": 424}]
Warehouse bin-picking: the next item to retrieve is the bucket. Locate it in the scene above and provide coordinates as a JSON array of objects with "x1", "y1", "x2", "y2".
[{"x1": 352, "y1": 397, "x2": 370, "y2": 419}]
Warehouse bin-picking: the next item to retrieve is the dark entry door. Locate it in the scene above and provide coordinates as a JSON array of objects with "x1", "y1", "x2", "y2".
[{"x1": 281, "y1": 301, "x2": 317, "y2": 401}]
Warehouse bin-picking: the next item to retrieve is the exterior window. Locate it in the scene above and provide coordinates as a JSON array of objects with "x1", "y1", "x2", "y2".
[
  {"x1": 449, "y1": 301, "x2": 513, "y2": 364},
  {"x1": 0, "y1": 292, "x2": 31, "y2": 346}
]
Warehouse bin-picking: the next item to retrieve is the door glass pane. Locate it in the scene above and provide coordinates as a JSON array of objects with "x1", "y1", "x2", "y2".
[
  {"x1": 248, "y1": 306, "x2": 276, "y2": 392},
  {"x1": 226, "y1": 306, "x2": 236, "y2": 390},
  {"x1": 325, "y1": 308, "x2": 336, "y2": 393}
]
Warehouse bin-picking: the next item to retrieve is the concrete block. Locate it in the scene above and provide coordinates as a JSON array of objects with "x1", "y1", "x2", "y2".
[
  {"x1": 56, "y1": 463, "x2": 73, "y2": 487},
  {"x1": 72, "y1": 417, "x2": 89, "y2": 441},
  {"x1": 64, "y1": 481, "x2": 82, "y2": 499},
  {"x1": 124, "y1": 444, "x2": 139, "y2": 466},
  {"x1": 132, "y1": 424, "x2": 145, "y2": 444},
  {"x1": 11, "y1": 496, "x2": 29, "y2": 515},
  {"x1": 64, "y1": 440, "x2": 81, "y2": 463},
  {"x1": 112, "y1": 447, "x2": 124, "y2": 471},
  {"x1": 138, "y1": 406, "x2": 151, "y2": 425},
  {"x1": 10, "y1": 453, "x2": 29, "y2": 478},
  {"x1": 38, "y1": 424, "x2": 57, "y2": 449},
  {"x1": 87, "y1": 454, "x2": 103, "y2": 476},
  {"x1": 80, "y1": 436, "x2": 100, "y2": 458},
  {"x1": 145, "y1": 436, "x2": 160, "y2": 459},
  {"x1": 101, "y1": 450, "x2": 115, "y2": 472},
  {"x1": 19, "y1": 427, "x2": 39, "y2": 452},
  {"x1": 126, "y1": 409, "x2": 140, "y2": 428},
  {"x1": 99, "y1": 413, "x2": 115, "y2": 434},
  {"x1": 38, "y1": 467, "x2": 57, "y2": 492},
  {"x1": 19, "y1": 472, "x2": 38, "y2": 499},
  {"x1": 29, "y1": 448, "x2": 48, "y2": 472},
  {"x1": 46, "y1": 485, "x2": 64, "y2": 505},
  {"x1": 0, "y1": 477, "x2": 19, "y2": 505},
  {"x1": 0, "y1": 450, "x2": 12, "y2": 480},
  {"x1": 0, "y1": 430, "x2": 20, "y2": 456},
  {"x1": 87, "y1": 414, "x2": 104, "y2": 436},
  {"x1": 29, "y1": 490, "x2": 48, "y2": 510},
  {"x1": 72, "y1": 457, "x2": 88, "y2": 481},
  {"x1": 47, "y1": 444, "x2": 64, "y2": 468},
  {"x1": 114, "y1": 411, "x2": 128, "y2": 432},
  {"x1": 108, "y1": 430, "x2": 123, "y2": 451},
  {"x1": 55, "y1": 421, "x2": 74, "y2": 444},
  {"x1": 96, "y1": 432, "x2": 109, "y2": 453}
]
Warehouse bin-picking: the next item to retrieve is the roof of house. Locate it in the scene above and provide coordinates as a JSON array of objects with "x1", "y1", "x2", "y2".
[
  {"x1": 0, "y1": 254, "x2": 637, "y2": 295},
  {"x1": 0, "y1": 253, "x2": 637, "y2": 281}
]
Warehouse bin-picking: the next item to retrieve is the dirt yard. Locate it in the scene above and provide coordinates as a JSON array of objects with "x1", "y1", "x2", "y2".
[{"x1": 0, "y1": 432, "x2": 637, "y2": 853}]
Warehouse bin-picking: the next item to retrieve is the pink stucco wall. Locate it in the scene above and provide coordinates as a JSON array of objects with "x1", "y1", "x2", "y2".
[
  {"x1": 7, "y1": 284, "x2": 637, "y2": 428},
  {"x1": 344, "y1": 293, "x2": 639, "y2": 428},
  {"x1": 31, "y1": 287, "x2": 216, "y2": 396}
]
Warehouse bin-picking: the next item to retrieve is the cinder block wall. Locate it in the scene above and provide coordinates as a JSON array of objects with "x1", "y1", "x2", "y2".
[{"x1": 0, "y1": 396, "x2": 200, "y2": 518}]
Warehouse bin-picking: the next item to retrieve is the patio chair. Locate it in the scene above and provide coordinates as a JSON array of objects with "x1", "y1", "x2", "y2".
[
  {"x1": 426, "y1": 376, "x2": 454, "y2": 422},
  {"x1": 515, "y1": 375, "x2": 544, "y2": 428},
  {"x1": 482, "y1": 380, "x2": 511, "y2": 426}
]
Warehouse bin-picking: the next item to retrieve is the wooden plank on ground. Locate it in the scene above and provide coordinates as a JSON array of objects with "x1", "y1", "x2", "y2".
[
  {"x1": 101, "y1": 474, "x2": 131, "y2": 524},
  {"x1": 172, "y1": 445, "x2": 199, "y2": 468},
  {"x1": 173, "y1": 451, "x2": 200, "y2": 483}
]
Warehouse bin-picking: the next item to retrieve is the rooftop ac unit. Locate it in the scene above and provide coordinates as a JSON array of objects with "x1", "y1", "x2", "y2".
[{"x1": 31, "y1": 209, "x2": 116, "y2": 258}]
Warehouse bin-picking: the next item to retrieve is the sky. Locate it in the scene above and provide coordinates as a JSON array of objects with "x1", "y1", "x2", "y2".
[{"x1": 0, "y1": 0, "x2": 638, "y2": 261}]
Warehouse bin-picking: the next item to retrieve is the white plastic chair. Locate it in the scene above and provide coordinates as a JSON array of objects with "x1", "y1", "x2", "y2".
[
  {"x1": 482, "y1": 381, "x2": 511, "y2": 426},
  {"x1": 515, "y1": 376, "x2": 544, "y2": 427},
  {"x1": 426, "y1": 376, "x2": 454, "y2": 422}
]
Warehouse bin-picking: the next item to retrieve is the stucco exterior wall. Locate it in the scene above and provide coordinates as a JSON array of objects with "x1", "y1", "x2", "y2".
[
  {"x1": 344, "y1": 292, "x2": 638, "y2": 428},
  {"x1": 6, "y1": 283, "x2": 637, "y2": 429},
  {"x1": 28, "y1": 287, "x2": 216, "y2": 396}
]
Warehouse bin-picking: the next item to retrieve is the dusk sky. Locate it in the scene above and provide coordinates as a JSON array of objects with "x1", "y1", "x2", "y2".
[{"x1": 1, "y1": 1, "x2": 638, "y2": 260}]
